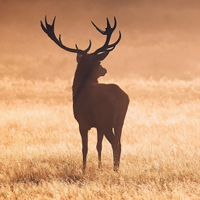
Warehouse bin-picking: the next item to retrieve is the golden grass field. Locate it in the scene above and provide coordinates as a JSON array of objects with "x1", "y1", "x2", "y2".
[{"x1": 0, "y1": 77, "x2": 200, "y2": 199}]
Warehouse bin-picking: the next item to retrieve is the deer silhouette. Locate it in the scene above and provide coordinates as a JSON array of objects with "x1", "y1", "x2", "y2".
[{"x1": 41, "y1": 16, "x2": 129, "y2": 171}]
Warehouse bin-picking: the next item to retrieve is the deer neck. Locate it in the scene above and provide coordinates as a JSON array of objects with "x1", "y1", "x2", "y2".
[{"x1": 72, "y1": 66, "x2": 98, "y2": 103}]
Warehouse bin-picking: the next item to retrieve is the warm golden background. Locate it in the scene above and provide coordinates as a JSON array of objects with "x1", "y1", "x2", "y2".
[
  {"x1": 1, "y1": 0, "x2": 200, "y2": 80},
  {"x1": 1, "y1": 1, "x2": 200, "y2": 199}
]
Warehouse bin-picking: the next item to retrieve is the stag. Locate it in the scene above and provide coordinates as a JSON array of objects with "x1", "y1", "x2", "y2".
[{"x1": 40, "y1": 16, "x2": 129, "y2": 171}]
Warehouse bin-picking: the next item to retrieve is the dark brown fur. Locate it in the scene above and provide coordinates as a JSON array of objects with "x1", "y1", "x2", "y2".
[{"x1": 73, "y1": 54, "x2": 129, "y2": 171}]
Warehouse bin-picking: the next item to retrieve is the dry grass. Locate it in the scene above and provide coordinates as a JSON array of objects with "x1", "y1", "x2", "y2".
[{"x1": 0, "y1": 77, "x2": 200, "y2": 199}]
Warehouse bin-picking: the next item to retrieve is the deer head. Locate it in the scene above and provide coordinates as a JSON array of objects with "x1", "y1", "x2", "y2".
[{"x1": 40, "y1": 16, "x2": 121, "y2": 73}]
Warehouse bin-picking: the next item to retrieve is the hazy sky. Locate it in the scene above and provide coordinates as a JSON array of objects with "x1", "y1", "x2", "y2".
[{"x1": 1, "y1": 0, "x2": 200, "y2": 79}]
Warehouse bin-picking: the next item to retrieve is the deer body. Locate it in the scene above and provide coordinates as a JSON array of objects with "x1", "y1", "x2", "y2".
[
  {"x1": 41, "y1": 16, "x2": 129, "y2": 171},
  {"x1": 73, "y1": 83, "x2": 128, "y2": 130}
]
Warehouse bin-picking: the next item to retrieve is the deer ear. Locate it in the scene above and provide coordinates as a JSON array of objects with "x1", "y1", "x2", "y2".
[
  {"x1": 96, "y1": 51, "x2": 109, "y2": 61},
  {"x1": 76, "y1": 54, "x2": 82, "y2": 63}
]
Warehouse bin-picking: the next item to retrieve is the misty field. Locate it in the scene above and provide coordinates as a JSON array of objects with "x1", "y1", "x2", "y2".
[{"x1": 0, "y1": 77, "x2": 200, "y2": 200}]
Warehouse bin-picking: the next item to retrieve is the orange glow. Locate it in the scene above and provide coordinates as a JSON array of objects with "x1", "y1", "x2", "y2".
[
  {"x1": 1, "y1": 1, "x2": 200, "y2": 198},
  {"x1": 1, "y1": 0, "x2": 200, "y2": 80}
]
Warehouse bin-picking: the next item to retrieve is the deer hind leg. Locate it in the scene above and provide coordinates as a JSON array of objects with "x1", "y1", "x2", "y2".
[
  {"x1": 113, "y1": 125, "x2": 123, "y2": 172},
  {"x1": 113, "y1": 106, "x2": 129, "y2": 171},
  {"x1": 79, "y1": 126, "x2": 88, "y2": 172},
  {"x1": 104, "y1": 128, "x2": 120, "y2": 172},
  {"x1": 96, "y1": 129, "x2": 104, "y2": 168}
]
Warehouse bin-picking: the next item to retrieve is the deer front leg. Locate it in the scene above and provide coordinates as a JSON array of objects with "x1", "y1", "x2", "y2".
[
  {"x1": 79, "y1": 126, "x2": 88, "y2": 172},
  {"x1": 96, "y1": 130, "x2": 104, "y2": 168}
]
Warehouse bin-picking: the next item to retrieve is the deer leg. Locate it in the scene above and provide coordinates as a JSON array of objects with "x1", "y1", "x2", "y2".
[
  {"x1": 104, "y1": 128, "x2": 120, "y2": 172},
  {"x1": 113, "y1": 141, "x2": 121, "y2": 172},
  {"x1": 79, "y1": 126, "x2": 88, "y2": 172},
  {"x1": 113, "y1": 127, "x2": 123, "y2": 172},
  {"x1": 113, "y1": 111, "x2": 127, "y2": 172},
  {"x1": 96, "y1": 130, "x2": 103, "y2": 168}
]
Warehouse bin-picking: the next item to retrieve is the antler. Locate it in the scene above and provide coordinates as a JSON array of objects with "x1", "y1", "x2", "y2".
[
  {"x1": 91, "y1": 17, "x2": 121, "y2": 55},
  {"x1": 40, "y1": 16, "x2": 91, "y2": 55}
]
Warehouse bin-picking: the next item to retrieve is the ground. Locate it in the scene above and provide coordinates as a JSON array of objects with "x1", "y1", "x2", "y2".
[{"x1": 0, "y1": 77, "x2": 200, "y2": 199}]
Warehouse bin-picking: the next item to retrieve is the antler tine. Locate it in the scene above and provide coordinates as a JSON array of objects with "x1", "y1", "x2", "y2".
[
  {"x1": 112, "y1": 17, "x2": 117, "y2": 31},
  {"x1": 105, "y1": 31, "x2": 121, "y2": 52},
  {"x1": 91, "y1": 17, "x2": 121, "y2": 55},
  {"x1": 91, "y1": 21, "x2": 105, "y2": 35},
  {"x1": 41, "y1": 16, "x2": 91, "y2": 55},
  {"x1": 75, "y1": 40, "x2": 92, "y2": 52},
  {"x1": 45, "y1": 15, "x2": 55, "y2": 30},
  {"x1": 106, "y1": 18, "x2": 111, "y2": 30},
  {"x1": 40, "y1": 16, "x2": 48, "y2": 35},
  {"x1": 91, "y1": 17, "x2": 117, "y2": 35}
]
